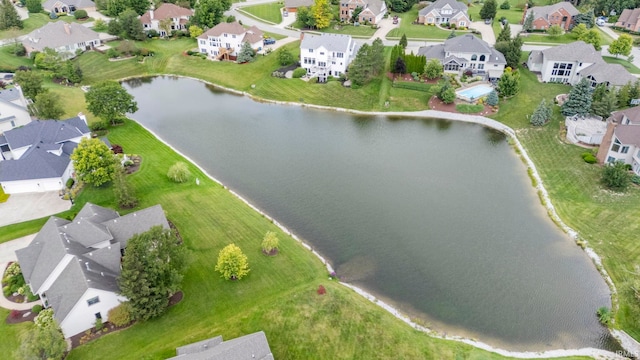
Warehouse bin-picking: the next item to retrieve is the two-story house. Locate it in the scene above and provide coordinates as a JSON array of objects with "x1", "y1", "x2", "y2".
[
  {"x1": 597, "y1": 107, "x2": 640, "y2": 175},
  {"x1": 0, "y1": 86, "x2": 31, "y2": 134},
  {"x1": 198, "y1": 22, "x2": 264, "y2": 61},
  {"x1": 418, "y1": 34, "x2": 506, "y2": 80},
  {"x1": 16, "y1": 202, "x2": 170, "y2": 338},
  {"x1": 615, "y1": 8, "x2": 640, "y2": 32},
  {"x1": 140, "y1": 3, "x2": 193, "y2": 37},
  {"x1": 300, "y1": 33, "x2": 358, "y2": 82},
  {"x1": 418, "y1": 0, "x2": 470, "y2": 28},
  {"x1": 339, "y1": 0, "x2": 387, "y2": 25},
  {"x1": 22, "y1": 22, "x2": 101, "y2": 59},
  {"x1": 43, "y1": 0, "x2": 96, "y2": 14},
  {"x1": 527, "y1": 41, "x2": 636, "y2": 88},
  {"x1": 522, "y1": 2, "x2": 580, "y2": 31}
]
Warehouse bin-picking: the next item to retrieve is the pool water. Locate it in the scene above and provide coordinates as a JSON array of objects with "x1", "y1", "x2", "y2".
[{"x1": 457, "y1": 84, "x2": 494, "y2": 100}]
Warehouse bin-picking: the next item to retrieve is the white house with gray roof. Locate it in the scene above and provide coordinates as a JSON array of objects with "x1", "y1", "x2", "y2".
[
  {"x1": 22, "y1": 22, "x2": 101, "y2": 59},
  {"x1": 418, "y1": 34, "x2": 506, "y2": 80},
  {"x1": 168, "y1": 331, "x2": 273, "y2": 360},
  {"x1": 300, "y1": 33, "x2": 358, "y2": 81},
  {"x1": 418, "y1": 0, "x2": 470, "y2": 27},
  {"x1": 197, "y1": 21, "x2": 264, "y2": 61},
  {"x1": 0, "y1": 115, "x2": 90, "y2": 194},
  {"x1": 0, "y1": 86, "x2": 31, "y2": 134},
  {"x1": 527, "y1": 41, "x2": 636, "y2": 88},
  {"x1": 596, "y1": 107, "x2": 640, "y2": 175},
  {"x1": 16, "y1": 203, "x2": 170, "y2": 338}
]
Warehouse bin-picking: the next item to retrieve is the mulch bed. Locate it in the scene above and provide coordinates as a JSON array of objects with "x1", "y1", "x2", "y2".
[
  {"x1": 5, "y1": 309, "x2": 36, "y2": 324},
  {"x1": 124, "y1": 155, "x2": 142, "y2": 175},
  {"x1": 386, "y1": 72, "x2": 439, "y2": 84},
  {"x1": 428, "y1": 95, "x2": 498, "y2": 116}
]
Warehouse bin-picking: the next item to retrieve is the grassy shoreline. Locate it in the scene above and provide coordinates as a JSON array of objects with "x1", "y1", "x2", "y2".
[{"x1": 0, "y1": 36, "x2": 637, "y2": 358}]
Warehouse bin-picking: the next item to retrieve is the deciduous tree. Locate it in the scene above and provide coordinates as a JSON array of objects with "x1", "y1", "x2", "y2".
[
  {"x1": 547, "y1": 24, "x2": 563, "y2": 37},
  {"x1": 571, "y1": 23, "x2": 588, "y2": 39},
  {"x1": 261, "y1": 231, "x2": 279, "y2": 255},
  {"x1": 497, "y1": 67, "x2": 520, "y2": 98},
  {"x1": 561, "y1": 78, "x2": 592, "y2": 116},
  {"x1": 25, "y1": 0, "x2": 42, "y2": 13},
  {"x1": 113, "y1": 167, "x2": 137, "y2": 208},
  {"x1": 296, "y1": 6, "x2": 315, "y2": 28},
  {"x1": 34, "y1": 91, "x2": 65, "y2": 120},
  {"x1": 193, "y1": 0, "x2": 231, "y2": 28},
  {"x1": 15, "y1": 326, "x2": 66, "y2": 360},
  {"x1": 71, "y1": 137, "x2": 118, "y2": 187},
  {"x1": 311, "y1": 0, "x2": 332, "y2": 29},
  {"x1": 189, "y1": 25, "x2": 203, "y2": 38},
  {"x1": 14, "y1": 69, "x2": 44, "y2": 100},
  {"x1": 0, "y1": 0, "x2": 23, "y2": 30},
  {"x1": 215, "y1": 243, "x2": 250, "y2": 280},
  {"x1": 277, "y1": 48, "x2": 294, "y2": 66},
  {"x1": 579, "y1": 28, "x2": 602, "y2": 51},
  {"x1": 167, "y1": 162, "x2": 191, "y2": 183},
  {"x1": 424, "y1": 58, "x2": 443, "y2": 79},
  {"x1": 85, "y1": 80, "x2": 138, "y2": 125},
  {"x1": 129, "y1": 0, "x2": 150, "y2": 15},
  {"x1": 119, "y1": 226, "x2": 186, "y2": 320},
  {"x1": 609, "y1": 34, "x2": 633, "y2": 57},
  {"x1": 118, "y1": 9, "x2": 145, "y2": 41}
]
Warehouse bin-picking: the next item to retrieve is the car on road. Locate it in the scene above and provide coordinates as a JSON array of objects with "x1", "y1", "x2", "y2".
[
  {"x1": 263, "y1": 38, "x2": 276, "y2": 45},
  {"x1": 596, "y1": 17, "x2": 606, "y2": 26},
  {"x1": 392, "y1": 16, "x2": 398, "y2": 24}
]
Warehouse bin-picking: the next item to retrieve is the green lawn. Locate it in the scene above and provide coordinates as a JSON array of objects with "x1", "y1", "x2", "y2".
[
  {"x1": 603, "y1": 55, "x2": 640, "y2": 74},
  {"x1": 238, "y1": 2, "x2": 283, "y2": 24},
  {"x1": 467, "y1": 0, "x2": 526, "y2": 25},
  {"x1": 386, "y1": 6, "x2": 470, "y2": 39},
  {"x1": 321, "y1": 23, "x2": 378, "y2": 37}
]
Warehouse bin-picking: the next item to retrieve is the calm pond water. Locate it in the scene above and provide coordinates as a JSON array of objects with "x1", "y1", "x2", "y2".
[{"x1": 123, "y1": 76, "x2": 615, "y2": 351}]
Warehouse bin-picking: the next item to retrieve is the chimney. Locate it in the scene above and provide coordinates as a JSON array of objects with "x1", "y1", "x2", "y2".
[
  {"x1": 150, "y1": 9, "x2": 154, "y2": 19},
  {"x1": 64, "y1": 23, "x2": 71, "y2": 35},
  {"x1": 78, "y1": 112, "x2": 87, "y2": 124},
  {"x1": 300, "y1": 32, "x2": 305, "y2": 41}
]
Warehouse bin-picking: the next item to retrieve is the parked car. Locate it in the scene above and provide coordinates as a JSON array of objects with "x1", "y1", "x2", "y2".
[
  {"x1": 283, "y1": 10, "x2": 288, "y2": 17},
  {"x1": 263, "y1": 38, "x2": 276, "y2": 45},
  {"x1": 596, "y1": 17, "x2": 606, "y2": 26},
  {"x1": 392, "y1": 15, "x2": 398, "y2": 24},
  {"x1": 484, "y1": 18, "x2": 492, "y2": 24}
]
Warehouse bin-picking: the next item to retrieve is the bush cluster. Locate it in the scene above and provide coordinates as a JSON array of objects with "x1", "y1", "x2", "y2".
[
  {"x1": 108, "y1": 302, "x2": 133, "y2": 327},
  {"x1": 292, "y1": 68, "x2": 307, "y2": 78},
  {"x1": 581, "y1": 152, "x2": 597, "y2": 164}
]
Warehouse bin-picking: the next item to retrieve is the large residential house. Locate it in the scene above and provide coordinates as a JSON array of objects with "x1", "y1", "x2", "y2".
[
  {"x1": 167, "y1": 331, "x2": 273, "y2": 360},
  {"x1": 284, "y1": 0, "x2": 313, "y2": 13},
  {"x1": 22, "y1": 22, "x2": 101, "y2": 59},
  {"x1": 0, "y1": 86, "x2": 31, "y2": 134},
  {"x1": 527, "y1": 41, "x2": 636, "y2": 88},
  {"x1": 596, "y1": 107, "x2": 640, "y2": 175},
  {"x1": 15, "y1": 203, "x2": 170, "y2": 338},
  {"x1": 140, "y1": 3, "x2": 193, "y2": 37},
  {"x1": 300, "y1": 33, "x2": 358, "y2": 82},
  {"x1": 615, "y1": 8, "x2": 640, "y2": 32},
  {"x1": 339, "y1": 0, "x2": 387, "y2": 25},
  {"x1": 197, "y1": 22, "x2": 264, "y2": 61},
  {"x1": 0, "y1": 115, "x2": 90, "y2": 194},
  {"x1": 418, "y1": 34, "x2": 506, "y2": 80},
  {"x1": 521, "y1": 2, "x2": 580, "y2": 31},
  {"x1": 43, "y1": 0, "x2": 96, "y2": 14},
  {"x1": 417, "y1": 0, "x2": 470, "y2": 28}
]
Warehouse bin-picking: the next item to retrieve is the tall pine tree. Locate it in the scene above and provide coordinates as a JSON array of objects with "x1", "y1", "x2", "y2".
[
  {"x1": 561, "y1": 78, "x2": 592, "y2": 116},
  {"x1": 0, "y1": 0, "x2": 23, "y2": 30},
  {"x1": 496, "y1": 24, "x2": 511, "y2": 42}
]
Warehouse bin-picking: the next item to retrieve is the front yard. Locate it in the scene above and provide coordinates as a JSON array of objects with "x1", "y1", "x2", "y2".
[
  {"x1": 238, "y1": 2, "x2": 283, "y2": 24},
  {"x1": 386, "y1": 6, "x2": 471, "y2": 39}
]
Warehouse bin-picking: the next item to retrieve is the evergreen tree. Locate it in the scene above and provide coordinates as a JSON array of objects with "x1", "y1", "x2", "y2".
[
  {"x1": 530, "y1": 98, "x2": 551, "y2": 126},
  {"x1": 296, "y1": 6, "x2": 315, "y2": 28},
  {"x1": 591, "y1": 89, "x2": 617, "y2": 118},
  {"x1": 574, "y1": 9, "x2": 594, "y2": 28},
  {"x1": 497, "y1": 67, "x2": 520, "y2": 98},
  {"x1": 618, "y1": 82, "x2": 631, "y2": 108},
  {"x1": 486, "y1": 90, "x2": 499, "y2": 106},
  {"x1": 350, "y1": 5, "x2": 363, "y2": 23},
  {"x1": 119, "y1": 9, "x2": 145, "y2": 41},
  {"x1": 129, "y1": 0, "x2": 150, "y2": 15},
  {"x1": 496, "y1": 24, "x2": 511, "y2": 42},
  {"x1": 499, "y1": 0, "x2": 510, "y2": 9},
  {"x1": 236, "y1": 42, "x2": 255, "y2": 63},
  {"x1": 0, "y1": 0, "x2": 23, "y2": 30},
  {"x1": 106, "y1": 0, "x2": 128, "y2": 17},
  {"x1": 113, "y1": 167, "x2": 138, "y2": 208},
  {"x1": 399, "y1": 33, "x2": 407, "y2": 49},
  {"x1": 495, "y1": 35, "x2": 523, "y2": 69},
  {"x1": 447, "y1": 30, "x2": 456, "y2": 39},
  {"x1": 25, "y1": 0, "x2": 42, "y2": 13},
  {"x1": 14, "y1": 69, "x2": 44, "y2": 100},
  {"x1": 479, "y1": 0, "x2": 497, "y2": 20},
  {"x1": 523, "y1": 11, "x2": 534, "y2": 32},
  {"x1": 394, "y1": 57, "x2": 406, "y2": 75},
  {"x1": 437, "y1": 80, "x2": 455, "y2": 104},
  {"x1": 561, "y1": 78, "x2": 592, "y2": 116}
]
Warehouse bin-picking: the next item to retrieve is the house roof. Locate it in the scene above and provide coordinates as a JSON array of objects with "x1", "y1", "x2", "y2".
[
  {"x1": 419, "y1": 0, "x2": 468, "y2": 16},
  {"x1": 43, "y1": 0, "x2": 95, "y2": 11},
  {"x1": 140, "y1": 3, "x2": 193, "y2": 24},
  {"x1": 610, "y1": 107, "x2": 640, "y2": 125},
  {"x1": 579, "y1": 63, "x2": 636, "y2": 87},
  {"x1": 242, "y1": 26, "x2": 264, "y2": 45},
  {"x1": 614, "y1": 124, "x2": 640, "y2": 147},
  {"x1": 538, "y1": 41, "x2": 603, "y2": 64},
  {"x1": 444, "y1": 34, "x2": 493, "y2": 54},
  {"x1": 22, "y1": 22, "x2": 100, "y2": 53},
  {"x1": 300, "y1": 33, "x2": 353, "y2": 53},
  {"x1": 169, "y1": 331, "x2": 273, "y2": 360},
  {"x1": 284, "y1": 0, "x2": 313, "y2": 8},
  {"x1": 15, "y1": 203, "x2": 169, "y2": 324},
  {"x1": 418, "y1": 43, "x2": 445, "y2": 59},
  {"x1": 2, "y1": 116, "x2": 88, "y2": 150},
  {"x1": 0, "y1": 145, "x2": 75, "y2": 181},
  {"x1": 198, "y1": 21, "x2": 252, "y2": 39},
  {"x1": 0, "y1": 87, "x2": 24, "y2": 103},
  {"x1": 526, "y1": 2, "x2": 580, "y2": 21},
  {"x1": 354, "y1": 0, "x2": 386, "y2": 17},
  {"x1": 528, "y1": 49, "x2": 543, "y2": 64}
]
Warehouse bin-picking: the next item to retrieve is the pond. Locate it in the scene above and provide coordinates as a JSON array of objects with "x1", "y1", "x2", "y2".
[{"x1": 123, "y1": 76, "x2": 615, "y2": 352}]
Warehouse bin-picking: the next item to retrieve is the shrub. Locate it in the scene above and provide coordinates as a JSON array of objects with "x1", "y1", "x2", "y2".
[
  {"x1": 32, "y1": 304, "x2": 43, "y2": 314},
  {"x1": 3, "y1": 285, "x2": 10, "y2": 297},
  {"x1": 93, "y1": 19, "x2": 107, "y2": 31},
  {"x1": 139, "y1": 48, "x2": 150, "y2": 57},
  {"x1": 108, "y1": 302, "x2": 133, "y2": 327},
  {"x1": 34, "y1": 308, "x2": 55, "y2": 328},
  {"x1": 74, "y1": 9, "x2": 88, "y2": 19},
  {"x1": 215, "y1": 244, "x2": 250, "y2": 280},
  {"x1": 13, "y1": 44, "x2": 26, "y2": 57},
  {"x1": 292, "y1": 67, "x2": 306, "y2": 78},
  {"x1": 147, "y1": 29, "x2": 159, "y2": 38},
  {"x1": 106, "y1": 48, "x2": 119, "y2": 58},
  {"x1": 602, "y1": 161, "x2": 632, "y2": 190},
  {"x1": 261, "y1": 231, "x2": 279, "y2": 255},
  {"x1": 66, "y1": 178, "x2": 75, "y2": 189},
  {"x1": 581, "y1": 152, "x2": 597, "y2": 164},
  {"x1": 597, "y1": 306, "x2": 611, "y2": 325},
  {"x1": 89, "y1": 121, "x2": 108, "y2": 131},
  {"x1": 94, "y1": 317, "x2": 104, "y2": 331},
  {"x1": 5, "y1": 262, "x2": 21, "y2": 277},
  {"x1": 167, "y1": 162, "x2": 191, "y2": 183},
  {"x1": 10, "y1": 310, "x2": 20, "y2": 319},
  {"x1": 632, "y1": 175, "x2": 640, "y2": 185},
  {"x1": 271, "y1": 71, "x2": 285, "y2": 78}
]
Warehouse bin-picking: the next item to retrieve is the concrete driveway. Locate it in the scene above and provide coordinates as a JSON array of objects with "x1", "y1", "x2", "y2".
[
  {"x1": 0, "y1": 191, "x2": 70, "y2": 228},
  {"x1": 471, "y1": 20, "x2": 495, "y2": 45}
]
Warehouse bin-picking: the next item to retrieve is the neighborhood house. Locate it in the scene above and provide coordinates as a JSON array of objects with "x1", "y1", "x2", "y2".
[
  {"x1": 43, "y1": 0, "x2": 96, "y2": 14},
  {"x1": 300, "y1": 33, "x2": 358, "y2": 82},
  {"x1": 418, "y1": 34, "x2": 506, "y2": 80},
  {"x1": 522, "y1": 2, "x2": 580, "y2": 31},
  {"x1": 22, "y1": 22, "x2": 101, "y2": 59},
  {"x1": 339, "y1": 0, "x2": 387, "y2": 25},
  {"x1": 140, "y1": 3, "x2": 194, "y2": 37},
  {"x1": 597, "y1": 107, "x2": 640, "y2": 175},
  {"x1": 168, "y1": 331, "x2": 273, "y2": 360},
  {"x1": 527, "y1": 41, "x2": 636, "y2": 88},
  {"x1": 417, "y1": 0, "x2": 470, "y2": 28},
  {"x1": 0, "y1": 115, "x2": 90, "y2": 194},
  {"x1": 283, "y1": 0, "x2": 313, "y2": 13},
  {"x1": 198, "y1": 22, "x2": 264, "y2": 61},
  {"x1": 15, "y1": 203, "x2": 170, "y2": 338},
  {"x1": 615, "y1": 8, "x2": 640, "y2": 32},
  {"x1": 0, "y1": 86, "x2": 31, "y2": 134}
]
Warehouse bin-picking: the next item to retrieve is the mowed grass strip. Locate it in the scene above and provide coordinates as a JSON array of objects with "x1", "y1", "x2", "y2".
[
  {"x1": 603, "y1": 55, "x2": 640, "y2": 74},
  {"x1": 239, "y1": 2, "x2": 283, "y2": 24}
]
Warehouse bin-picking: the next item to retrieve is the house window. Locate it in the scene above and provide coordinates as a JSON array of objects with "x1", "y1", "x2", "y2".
[
  {"x1": 611, "y1": 138, "x2": 621, "y2": 152},
  {"x1": 10, "y1": 120, "x2": 15, "y2": 127},
  {"x1": 479, "y1": 55, "x2": 485, "y2": 61},
  {"x1": 551, "y1": 62, "x2": 573, "y2": 77},
  {"x1": 607, "y1": 156, "x2": 616, "y2": 163},
  {"x1": 224, "y1": 34, "x2": 228, "y2": 37},
  {"x1": 478, "y1": 64, "x2": 484, "y2": 70},
  {"x1": 95, "y1": 312, "x2": 102, "y2": 319},
  {"x1": 621, "y1": 146, "x2": 630, "y2": 154},
  {"x1": 87, "y1": 296, "x2": 100, "y2": 306},
  {"x1": 337, "y1": 52, "x2": 344, "y2": 58},
  {"x1": 319, "y1": 61, "x2": 327, "y2": 67},
  {"x1": 309, "y1": 49, "x2": 313, "y2": 53},
  {"x1": 459, "y1": 21, "x2": 466, "y2": 27},
  {"x1": 471, "y1": 54, "x2": 477, "y2": 61},
  {"x1": 232, "y1": 34, "x2": 236, "y2": 38}
]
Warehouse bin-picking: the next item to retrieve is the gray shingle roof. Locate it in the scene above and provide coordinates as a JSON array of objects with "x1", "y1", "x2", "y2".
[
  {"x1": 419, "y1": 0, "x2": 468, "y2": 16},
  {"x1": 611, "y1": 107, "x2": 640, "y2": 125},
  {"x1": 418, "y1": 43, "x2": 445, "y2": 59},
  {"x1": 169, "y1": 332, "x2": 273, "y2": 360},
  {"x1": 444, "y1": 34, "x2": 492, "y2": 54},
  {"x1": 539, "y1": 41, "x2": 603, "y2": 64},
  {"x1": 526, "y1": 2, "x2": 580, "y2": 21},
  {"x1": 615, "y1": 124, "x2": 640, "y2": 147},
  {"x1": 300, "y1": 33, "x2": 353, "y2": 53},
  {"x1": 578, "y1": 63, "x2": 637, "y2": 87},
  {"x1": 0, "y1": 87, "x2": 22, "y2": 102},
  {"x1": 3, "y1": 116, "x2": 88, "y2": 149},
  {"x1": 23, "y1": 22, "x2": 100, "y2": 53},
  {"x1": 15, "y1": 203, "x2": 169, "y2": 326},
  {"x1": 357, "y1": 0, "x2": 386, "y2": 17},
  {"x1": 42, "y1": 0, "x2": 95, "y2": 10},
  {"x1": 0, "y1": 146, "x2": 74, "y2": 181}
]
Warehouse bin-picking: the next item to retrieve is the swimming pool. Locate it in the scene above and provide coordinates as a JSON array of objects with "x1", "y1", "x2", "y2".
[{"x1": 456, "y1": 84, "x2": 494, "y2": 102}]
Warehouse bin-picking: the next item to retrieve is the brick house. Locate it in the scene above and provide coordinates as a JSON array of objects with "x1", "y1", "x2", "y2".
[
  {"x1": 615, "y1": 8, "x2": 640, "y2": 32},
  {"x1": 522, "y1": 2, "x2": 580, "y2": 31}
]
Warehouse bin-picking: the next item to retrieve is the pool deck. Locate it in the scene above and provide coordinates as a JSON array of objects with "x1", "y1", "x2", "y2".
[{"x1": 456, "y1": 83, "x2": 494, "y2": 102}]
